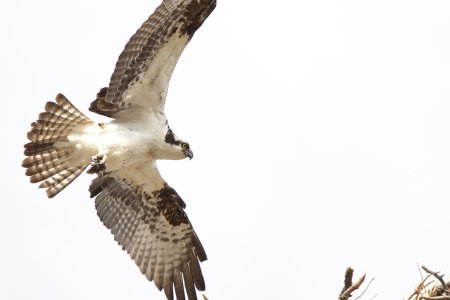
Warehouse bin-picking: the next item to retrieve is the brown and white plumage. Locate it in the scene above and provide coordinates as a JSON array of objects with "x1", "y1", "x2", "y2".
[
  {"x1": 23, "y1": 94, "x2": 94, "y2": 198},
  {"x1": 90, "y1": 0, "x2": 216, "y2": 119},
  {"x1": 90, "y1": 163, "x2": 207, "y2": 300},
  {"x1": 22, "y1": 0, "x2": 216, "y2": 299}
]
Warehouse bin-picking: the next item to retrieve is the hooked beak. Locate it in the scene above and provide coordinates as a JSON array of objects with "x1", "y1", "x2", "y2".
[{"x1": 184, "y1": 149, "x2": 194, "y2": 160}]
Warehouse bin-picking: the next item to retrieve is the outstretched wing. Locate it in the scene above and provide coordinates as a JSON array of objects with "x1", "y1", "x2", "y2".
[
  {"x1": 89, "y1": 0, "x2": 216, "y2": 119},
  {"x1": 89, "y1": 162, "x2": 207, "y2": 300}
]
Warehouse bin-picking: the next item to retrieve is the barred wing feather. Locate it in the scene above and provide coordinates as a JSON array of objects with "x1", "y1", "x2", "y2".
[
  {"x1": 89, "y1": 0, "x2": 216, "y2": 119},
  {"x1": 89, "y1": 162, "x2": 206, "y2": 300}
]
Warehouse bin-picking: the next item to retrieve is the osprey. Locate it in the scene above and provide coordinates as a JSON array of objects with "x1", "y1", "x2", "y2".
[{"x1": 21, "y1": 0, "x2": 216, "y2": 299}]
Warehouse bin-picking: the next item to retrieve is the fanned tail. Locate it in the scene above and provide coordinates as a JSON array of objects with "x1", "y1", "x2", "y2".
[{"x1": 22, "y1": 93, "x2": 94, "y2": 198}]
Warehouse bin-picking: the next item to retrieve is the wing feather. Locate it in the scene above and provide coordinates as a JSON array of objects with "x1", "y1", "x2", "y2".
[
  {"x1": 89, "y1": 162, "x2": 206, "y2": 300},
  {"x1": 174, "y1": 268, "x2": 186, "y2": 300},
  {"x1": 147, "y1": 230, "x2": 159, "y2": 281},
  {"x1": 182, "y1": 261, "x2": 197, "y2": 300},
  {"x1": 89, "y1": 0, "x2": 216, "y2": 119}
]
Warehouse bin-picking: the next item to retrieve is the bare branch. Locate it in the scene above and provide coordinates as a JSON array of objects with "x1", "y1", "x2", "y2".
[
  {"x1": 419, "y1": 296, "x2": 450, "y2": 300},
  {"x1": 408, "y1": 274, "x2": 433, "y2": 300},
  {"x1": 422, "y1": 266, "x2": 448, "y2": 290},
  {"x1": 354, "y1": 277, "x2": 375, "y2": 300},
  {"x1": 339, "y1": 267, "x2": 366, "y2": 300},
  {"x1": 340, "y1": 267, "x2": 354, "y2": 295},
  {"x1": 418, "y1": 262, "x2": 425, "y2": 281}
]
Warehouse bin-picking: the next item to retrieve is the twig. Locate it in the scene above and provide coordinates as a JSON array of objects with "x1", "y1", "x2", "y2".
[
  {"x1": 418, "y1": 262, "x2": 425, "y2": 281},
  {"x1": 354, "y1": 277, "x2": 375, "y2": 300},
  {"x1": 419, "y1": 296, "x2": 450, "y2": 300},
  {"x1": 408, "y1": 274, "x2": 433, "y2": 300},
  {"x1": 339, "y1": 267, "x2": 366, "y2": 300},
  {"x1": 340, "y1": 268, "x2": 354, "y2": 295},
  {"x1": 422, "y1": 266, "x2": 448, "y2": 290}
]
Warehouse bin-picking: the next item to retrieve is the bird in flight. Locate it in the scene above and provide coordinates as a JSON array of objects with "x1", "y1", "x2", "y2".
[{"x1": 21, "y1": 0, "x2": 216, "y2": 299}]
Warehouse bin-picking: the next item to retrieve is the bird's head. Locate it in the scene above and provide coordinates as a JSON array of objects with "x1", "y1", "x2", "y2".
[{"x1": 164, "y1": 128, "x2": 193, "y2": 160}]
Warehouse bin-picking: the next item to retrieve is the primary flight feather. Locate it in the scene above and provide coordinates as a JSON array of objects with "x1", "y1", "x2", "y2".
[{"x1": 22, "y1": 0, "x2": 216, "y2": 299}]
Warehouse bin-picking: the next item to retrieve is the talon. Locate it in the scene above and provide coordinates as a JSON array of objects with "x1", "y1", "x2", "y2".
[
  {"x1": 87, "y1": 153, "x2": 107, "y2": 174},
  {"x1": 93, "y1": 154, "x2": 106, "y2": 164}
]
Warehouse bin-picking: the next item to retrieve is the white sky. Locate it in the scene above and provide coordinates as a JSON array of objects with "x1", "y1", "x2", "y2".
[{"x1": 1, "y1": 0, "x2": 450, "y2": 299}]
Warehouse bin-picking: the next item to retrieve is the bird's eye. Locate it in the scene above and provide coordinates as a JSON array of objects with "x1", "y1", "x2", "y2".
[{"x1": 181, "y1": 143, "x2": 189, "y2": 149}]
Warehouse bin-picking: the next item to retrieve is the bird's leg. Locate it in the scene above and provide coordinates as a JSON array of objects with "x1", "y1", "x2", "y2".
[{"x1": 86, "y1": 144, "x2": 107, "y2": 174}]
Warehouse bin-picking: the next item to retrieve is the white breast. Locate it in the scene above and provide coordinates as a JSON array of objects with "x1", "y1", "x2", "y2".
[
  {"x1": 66, "y1": 111, "x2": 168, "y2": 172},
  {"x1": 98, "y1": 124, "x2": 144, "y2": 171}
]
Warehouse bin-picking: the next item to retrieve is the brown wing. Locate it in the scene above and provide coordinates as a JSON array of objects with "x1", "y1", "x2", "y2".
[
  {"x1": 90, "y1": 0, "x2": 216, "y2": 119},
  {"x1": 89, "y1": 162, "x2": 207, "y2": 300}
]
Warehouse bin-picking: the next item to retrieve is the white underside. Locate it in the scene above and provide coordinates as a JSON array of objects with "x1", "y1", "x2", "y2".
[{"x1": 67, "y1": 114, "x2": 168, "y2": 172}]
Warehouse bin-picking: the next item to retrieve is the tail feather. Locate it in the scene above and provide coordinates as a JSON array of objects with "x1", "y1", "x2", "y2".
[
  {"x1": 23, "y1": 93, "x2": 94, "y2": 198},
  {"x1": 22, "y1": 147, "x2": 73, "y2": 167},
  {"x1": 30, "y1": 163, "x2": 69, "y2": 183},
  {"x1": 25, "y1": 157, "x2": 70, "y2": 176},
  {"x1": 55, "y1": 93, "x2": 89, "y2": 116},
  {"x1": 45, "y1": 101, "x2": 88, "y2": 122},
  {"x1": 27, "y1": 127, "x2": 73, "y2": 142},
  {"x1": 23, "y1": 141, "x2": 56, "y2": 156},
  {"x1": 41, "y1": 166, "x2": 87, "y2": 198},
  {"x1": 29, "y1": 122, "x2": 72, "y2": 131},
  {"x1": 39, "y1": 166, "x2": 83, "y2": 188},
  {"x1": 38, "y1": 111, "x2": 85, "y2": 125},
  {"x1": 30, "y1": 120, "x2": 71, "y2": 132}
]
